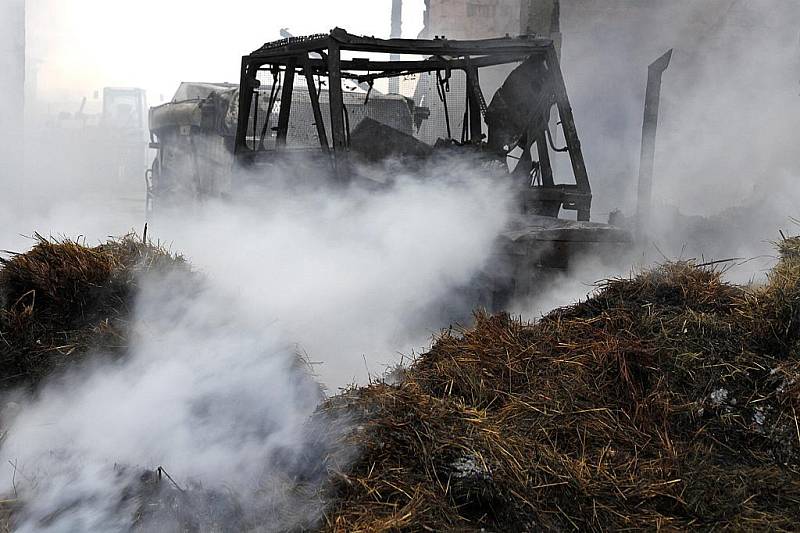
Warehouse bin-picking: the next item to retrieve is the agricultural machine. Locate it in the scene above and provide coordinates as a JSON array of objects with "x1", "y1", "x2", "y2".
[{"x1": 147, "y1": 29, "x2": 631, "y2": 307}]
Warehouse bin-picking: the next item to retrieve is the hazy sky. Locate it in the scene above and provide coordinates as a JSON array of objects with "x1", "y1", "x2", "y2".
[{"x1": 27, "y1": 0, "x2": 425, "y2": 105}]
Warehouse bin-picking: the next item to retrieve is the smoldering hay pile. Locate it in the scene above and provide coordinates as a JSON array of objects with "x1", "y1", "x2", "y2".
[
  {"x1": 0, "y1": 236, "x2": 192, "y2": 530},
  {"x1": 2, "y1": 236, "x2": 800, "y2": 530},
  {"x1": 319, "y1": 238, "x2": 800, "y2": 531}
]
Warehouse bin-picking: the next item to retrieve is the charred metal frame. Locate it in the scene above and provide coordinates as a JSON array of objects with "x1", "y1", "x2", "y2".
[{"x1": 235, "y1": 28, "x2": 592, "y2": 220}]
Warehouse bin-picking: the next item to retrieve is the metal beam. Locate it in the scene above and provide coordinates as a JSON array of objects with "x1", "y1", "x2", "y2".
[
  {"x1": 251, "y1": 34, "x2": 331, "y2": 56},
  {"x1": 301, "y1": 55, "x2": 330, "y2": 153},
  {"x1": 536, "y1": 131, "x2": 554, "y2": 187},
  {"x1": 262, "y1": 52, "x2": 538, "y2": 75},
  {"x1": 466, "y1": 65, "x2": 483, "y2": 143},
  {"x1": 275, "y1": 57, "x2": 296, "y2": 148},
  {"x1": 329, "y1": 28, "x2": 553, "y2": 56},
  {"x1": 249, "y1": 29, "x2": 553, "y2": 60},
  {"x1": 545, "y1": 46, "x2": 591, "y2": 221},
  {"x1": 327, "y1": 41, "x2": 348, "y2": 179}
]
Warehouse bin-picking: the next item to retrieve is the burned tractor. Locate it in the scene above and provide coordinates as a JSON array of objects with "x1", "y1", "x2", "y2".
[
  {"x1": 235, "y1": 28, "x2": 592, "y2": 219},
  {"x1": 148, "y1": 28, "x2": 630, "y2": 307},
  {"x1": 234, "y1": 29, "x2": 630, "y2": 304}
]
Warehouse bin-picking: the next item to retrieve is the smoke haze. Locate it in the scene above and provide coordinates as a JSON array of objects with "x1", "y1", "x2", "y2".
[
  {"x1": 561, "y1": 0, "x2": 800, "y2": 214},
  {"x1": 508, "y1": 0, "x2": 800, "y2": 314}
]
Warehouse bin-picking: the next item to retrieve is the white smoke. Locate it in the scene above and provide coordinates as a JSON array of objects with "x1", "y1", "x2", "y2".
[
  {"x1": 560, "y1": 0, "x2": 800, "y2": 217},
  {"x1": 2, "y1": 273, "x2": 325, "y2": 531},
  {"x1": 148, "y1": 162, "x2": 512, "y2": 385},
  {"x1": 0, "y1": 160, "x2": 512, "y2": 530}
]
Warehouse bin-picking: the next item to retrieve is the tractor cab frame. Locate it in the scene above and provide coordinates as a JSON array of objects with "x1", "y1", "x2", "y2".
[{"x1": 234, "y1": 27, "x2": 592, "y2": 221}]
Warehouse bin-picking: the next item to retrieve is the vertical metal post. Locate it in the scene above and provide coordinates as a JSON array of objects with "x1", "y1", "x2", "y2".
[
  {"x1": 535, "y1": 131, "x2": 554, "y2": 187},
  {"x1": 275, "y1": 57, "x2": 296, "y2": 149},
  {"x1": 545, "y1": 47, "x2": 591, "y2": 221},
  {"x1": 234, "y1": 59, "x2": 255, "y2": 154},
  {"x1": 301, "y1": 55, "x2": 330, "y2": 153},
  {"x1": 328, "y1": 40, "x2": 349, "y2": 180},
  {"x1": 550, "y1": 0, "x2": 562, "y2": 56},
  {"x1": 466, "y1": 66, "x2": 482, "y2": 143},
  {"x1": 636, "y1": 49, "x2": 673, "y2": 238},
  {"x1": 389, "y1": 0, "x2": 402, "y2": 93}
]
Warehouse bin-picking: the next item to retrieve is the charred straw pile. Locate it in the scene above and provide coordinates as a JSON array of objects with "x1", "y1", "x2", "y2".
[
  {"x1": 0, "y1": 235, "x2": 186, "y2": 391},
  {"x1": 3, "y1": 235, "x2": 800, "y2": 531},
  {"x1": 320, "y1": 239, "x2": 800, "y2": 531}
]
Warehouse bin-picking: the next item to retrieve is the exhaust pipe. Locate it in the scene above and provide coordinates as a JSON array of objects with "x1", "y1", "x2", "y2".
[{"x1": 636, "y1": 48, "x2": 673, "y2": 239}]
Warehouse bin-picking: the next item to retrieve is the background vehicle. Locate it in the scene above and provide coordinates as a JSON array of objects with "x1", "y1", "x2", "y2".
[{"x1": 100, "y1": 87, "x2": 149, "y2": 197}]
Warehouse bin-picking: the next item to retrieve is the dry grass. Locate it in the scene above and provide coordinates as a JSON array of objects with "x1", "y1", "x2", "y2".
[
  {"x1": 3, "y1": 235, "x2": 800, "y2": 531},
  {"x1": 0, "y1": 234, "x2": 186, "y2": 391},
  {"x1": 319, "y1": 243, "x2": 800, "y2": 531}
]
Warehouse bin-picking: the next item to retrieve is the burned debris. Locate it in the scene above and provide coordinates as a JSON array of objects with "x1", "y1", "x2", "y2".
[{"x1": 4, "y1": 0, "x2": 800, "y2": 530}]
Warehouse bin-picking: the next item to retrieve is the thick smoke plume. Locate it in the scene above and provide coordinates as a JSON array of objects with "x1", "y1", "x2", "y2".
[
  {"x1": 0, "y1": 7, "x2": 512, "y2": 525},
  {"x1": 0, "y1": 161, "x2": 512, "y2": 530},
  {"x1": 149, "y1": 163, "x2": 512, "y2": 386}
]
